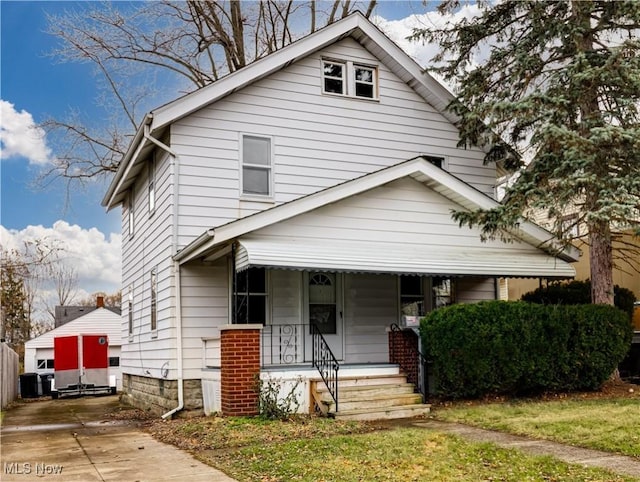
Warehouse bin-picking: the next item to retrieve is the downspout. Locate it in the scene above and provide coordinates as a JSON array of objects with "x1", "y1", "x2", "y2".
[{"x1": 141, "y1": 123, "x2": 184, "y2": 419}]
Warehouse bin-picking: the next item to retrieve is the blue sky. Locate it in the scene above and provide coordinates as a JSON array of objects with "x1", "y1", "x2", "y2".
[
  {"x1": 0, "y1": 1, "x2": 445, "y2": 298},
  {"x1": 1, "y1": 1, "x2": 425, "y2": 232},
  {"x1": 1, "y1": 1, "x2": 121, "y2": 234}
]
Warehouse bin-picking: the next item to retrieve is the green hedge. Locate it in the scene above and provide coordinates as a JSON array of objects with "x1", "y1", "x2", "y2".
[
  {"x1": 521, "y1": 280, "x2": 637, "y2": 319},
  {"x1": 420, "y1": 301, "x2": 632, "y2": 399}
]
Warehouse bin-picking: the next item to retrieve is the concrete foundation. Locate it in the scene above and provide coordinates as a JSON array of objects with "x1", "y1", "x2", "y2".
[{"x1": 120, "y1": 373, "x2": 203, "y2": 417}]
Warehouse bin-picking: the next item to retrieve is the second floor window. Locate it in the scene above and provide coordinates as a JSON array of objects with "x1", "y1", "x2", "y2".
[
  {"x1": 322, "y1": 60, "x2": 378, "y2": 99},
  {"x1": 242, "y1": 135, "x2": 272, "y2": 197}
]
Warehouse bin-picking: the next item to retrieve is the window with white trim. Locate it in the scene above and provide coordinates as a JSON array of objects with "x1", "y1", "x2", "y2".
[
  {"x1": 148, "y1": 156, "x2": 155, "y2": 216},
  {"x1": 150, "y1": 268, "x2": 157, "y2": 332},
  {"x1": 322, "y1": 61, "x2": 346, "y2": 95},
  {"x1": 241, "y1": 135, "x2": 272, "y2": 197},
  {"x1": 322, "y1": 59, "x2": 378, "y2": 99}
]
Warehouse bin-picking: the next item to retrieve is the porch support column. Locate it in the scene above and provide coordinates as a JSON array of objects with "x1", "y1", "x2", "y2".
[
  {"x1": 388, "y1": 328, "x2": 419, "y2": 386},
  {"x1": 220, "y1": 324, "x2": 262, "y2": 416}
]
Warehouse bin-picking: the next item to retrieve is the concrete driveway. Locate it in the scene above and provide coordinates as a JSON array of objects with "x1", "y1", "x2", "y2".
[{"x1": 1, "y1": 395, "x2": 236, "y2": 482}]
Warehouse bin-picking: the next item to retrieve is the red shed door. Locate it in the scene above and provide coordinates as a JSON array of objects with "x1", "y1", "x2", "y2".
[
  {"x1": 54, "y1": 336, "x2": 80, "y2": 389},
  {"x1": 82, "y1": 335, "x2": 109, "y2": 369},
  {"x1": 81, "y1": 334, "x2": 109, "y2": 387},
  {"x1": 54, "y1": 336, "x2": 79, "y2": 370}
]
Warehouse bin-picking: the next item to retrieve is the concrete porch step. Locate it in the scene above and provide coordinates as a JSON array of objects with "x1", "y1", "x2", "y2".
[{"x1": 334, "y1": 404, "x2": 431, "y2": 421}]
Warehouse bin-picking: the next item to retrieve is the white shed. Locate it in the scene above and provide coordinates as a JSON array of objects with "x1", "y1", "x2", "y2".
[{"x1": 24, "y1": 307, "x2": 123, "y2": 391}]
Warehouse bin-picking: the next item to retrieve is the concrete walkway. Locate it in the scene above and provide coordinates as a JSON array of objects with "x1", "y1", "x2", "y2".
[
  {"x1": 412, "y1": 419, "x2": 640, "y2": 479},
  {"x1": 1, "y1": 396, "x2": 236, "y2": 482}
]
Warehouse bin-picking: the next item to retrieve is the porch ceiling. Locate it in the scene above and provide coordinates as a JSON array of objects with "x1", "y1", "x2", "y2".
[{"x1": 235, "y1": 237, "x2": 576, "y2": 279}]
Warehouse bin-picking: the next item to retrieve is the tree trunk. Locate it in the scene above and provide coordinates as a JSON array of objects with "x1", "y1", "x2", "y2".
[{"x1": 589, "y1": 220, "x2": 614, "y2": 305}]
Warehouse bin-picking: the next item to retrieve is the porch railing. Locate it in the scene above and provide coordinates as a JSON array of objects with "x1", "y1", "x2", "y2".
[
  {"x1": 389, "y1": 323, "x2": 430, "y2": 403},
  {"x1": 261, "y1": 324, "x2": 306, "y2": 366},
  {"x1": 310, "y1": 323, "x2": 340, "y2": 412}
]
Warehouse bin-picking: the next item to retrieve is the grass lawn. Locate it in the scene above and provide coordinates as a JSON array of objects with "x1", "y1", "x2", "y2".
[
  {"x1": 146, "y1": 414, "x2": 636, "y2": 482},
  {"x1": 433, "y1": 396, "x2": 640, "y2": 458}
]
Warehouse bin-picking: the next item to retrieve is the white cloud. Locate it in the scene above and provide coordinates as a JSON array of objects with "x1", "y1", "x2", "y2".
[
  {"x1": 0, "y1": 221, "x2": 121, "y2": 293},
  {"x1": 0, "y1": 99, "x2": 53, "y2": 165},
  {"x1": 373, "y1": 5, "x2": 486, "y2": 89}
]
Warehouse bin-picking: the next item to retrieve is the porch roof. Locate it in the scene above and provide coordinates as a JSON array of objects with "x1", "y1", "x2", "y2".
[{"x1": 235, "y1": 237, "x2": 575, "y2": 279}]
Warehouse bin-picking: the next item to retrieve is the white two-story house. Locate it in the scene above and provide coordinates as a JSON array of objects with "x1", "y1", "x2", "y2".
[{"x1": 103, "y1": 12, "x2": 577, "y2": 419}]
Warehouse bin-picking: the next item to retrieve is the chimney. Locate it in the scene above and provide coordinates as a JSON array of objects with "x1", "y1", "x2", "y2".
[{"x1": 97, "y1": 296, "x2": 105, "y2": 308}]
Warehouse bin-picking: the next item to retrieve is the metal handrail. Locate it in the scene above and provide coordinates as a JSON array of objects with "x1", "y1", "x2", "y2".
[
  {"x1": 310, "y1": 323, "x2": 340, "y2": 412},
  {"x1": 389, "y1": 323, "x2": 430, "y2": 403}
]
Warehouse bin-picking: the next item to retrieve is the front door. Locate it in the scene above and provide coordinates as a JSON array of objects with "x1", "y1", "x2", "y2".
[{"x1": 304, "y1": 271, "x2": 344, "y2": 361}]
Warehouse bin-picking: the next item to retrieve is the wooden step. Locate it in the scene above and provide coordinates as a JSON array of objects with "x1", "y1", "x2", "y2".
[
  {"x1": 332, "y1": 393, "x2": 424, "y2": 412},
  {"x1": 317, "y1": 383, "x2": 416, "y2": 402},
  {"x1": 311, "y1": 374, "x2": 408, "y2": 389},
  {"x1": 334, "y1": 404, "x2": 431, "y2": 421}
]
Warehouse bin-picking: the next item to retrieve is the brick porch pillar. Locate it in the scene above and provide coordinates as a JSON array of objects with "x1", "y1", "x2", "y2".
[
  {"x1": 220, "y1": 324, "x2": 262, "y2": 416},
  {"x1": 388, "y1": 328, "x2": 419, "y2": 387}
]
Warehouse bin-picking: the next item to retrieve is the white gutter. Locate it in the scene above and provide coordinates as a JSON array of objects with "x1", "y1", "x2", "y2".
[{"x1": 141, "y1": 124, "x2": 184, "y2": 420}]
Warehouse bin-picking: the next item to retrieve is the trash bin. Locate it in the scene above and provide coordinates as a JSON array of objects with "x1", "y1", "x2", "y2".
[
  {"x1": 19, "y1": 373, "x2": 39, "y2": 398},
  {"x1": 40, "y1": 373, "x2": 54, "y2": 396}
]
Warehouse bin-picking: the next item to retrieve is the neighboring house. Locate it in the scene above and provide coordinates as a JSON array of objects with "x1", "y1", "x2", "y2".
[
  {"x1": 102, "y1": 12, "x2": 578, "y2": 419},
  {"x1": 24, "y1": 304, "x2": 123, "y2": 391},
  {"x1": 54, "y1": 297, "x2": 121, "y2": 328},
  {"x1": 507, "y1": 231, "x2": 640, "y2": 301}
]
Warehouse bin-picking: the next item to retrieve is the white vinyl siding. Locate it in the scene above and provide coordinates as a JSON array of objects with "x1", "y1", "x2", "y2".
[
  {"x1": 171, "y1": 37, "x2": 496, "y2": 247},
  {"x1": 120, "y1": 147, "x2": 176, "y2": 378},
  {"x1": 249, "y1": 177, "x2": 550, "y2": 260},
  {"x1": 180, "y1": 260, "x2": 229, "y2": 379}
]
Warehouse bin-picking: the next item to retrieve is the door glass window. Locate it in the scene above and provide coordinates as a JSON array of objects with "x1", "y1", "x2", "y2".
[{"x1": 309, "y1": 272, "x2": 336, "y2": 334}]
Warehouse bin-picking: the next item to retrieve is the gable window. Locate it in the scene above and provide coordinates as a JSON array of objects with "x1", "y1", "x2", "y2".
[
  {"x1": 400, "y1": 275, "x2": 424, "y2": 316},
  {"x1": 148, "y1": 156, "x2": 156, "y2": 216},
  {"x1": 128, "y1": 188, "x2": 135, "y2": 238},
  {"x1": 150, "y1": 268, "x2": 157, "y2": 332},
  {"x1": 322, "y1": 59, "x2": 377, "y2": 99},
  {"x1": 354, "y1": 65, "x2": 375, "y2": 98},
  {"x1": 128, "y1": 285, "x2": 134, "y2": 336},
  {"x1": 241, "y1": 135, "x2": 272, "y2": 197},
  {"x1": 323, "y1": 61, "x2": 345, "y2": 94},
  {"x1": 423, "y1": 155, "x2": 445, "y2": 169},
  {"x1": 309, "y1": 272, "x2": 337, "y2": 335},
  {"x1": 234, "y1": 267, "x2": 267, "y2": 324}
]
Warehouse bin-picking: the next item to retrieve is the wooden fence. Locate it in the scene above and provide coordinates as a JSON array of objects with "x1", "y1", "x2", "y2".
[{"x1": 1, "y1": 342, "x2": 19, "y2": 408}]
